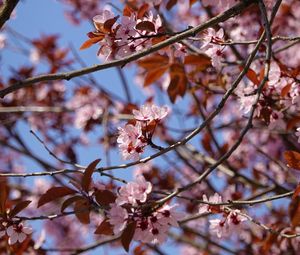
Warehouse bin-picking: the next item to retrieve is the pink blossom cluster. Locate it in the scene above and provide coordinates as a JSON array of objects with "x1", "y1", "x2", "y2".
[
  {"x1": 209, "y1": 209, "x2": 247, "y2": 238},
  {"x1": 0, "y1": 221, "x2": 32, "y2": 245},
  {"x1": 117, "y1": 104, "x2": 169, "y2": 160},
  {"x1": 236, "y1": 61, "x2": 300, "y2": 136},
  {"x1": 107, "y1": 175, "x2": 183, "y2": 244},
  {"x1": 87, "y1": 8, "x2": 163, "y2": 60},
  {"x1": 198, "y1": 193, "x2": 247, "y2": 238}
]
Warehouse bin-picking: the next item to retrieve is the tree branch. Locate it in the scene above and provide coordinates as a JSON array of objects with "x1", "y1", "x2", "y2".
[{"x1": 0, "y1": 0, "x2": 19, "y2": 30}]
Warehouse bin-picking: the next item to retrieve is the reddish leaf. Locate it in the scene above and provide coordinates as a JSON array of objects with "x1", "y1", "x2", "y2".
[
  {"x1": 137, "y1": 3, "x2": 149, "y2": 19},
  {"x1": 0, "y1": 180, "x2": 7, "y2": 214},
  {"x1": 293, "y1": 184, "x2": 300, "y2": 200},
  {"x1": 123, "y1": 5, "x2": 134, "y2": 17},
  {"x1": 61, "y1": 195, "x2": 85, "y2": 212},
  {"x1": 166, "y1": 0, "x2": 177, "y2": 10},
  {"x1": 138, "y1": 54, "x2": 169, "y2": 69},
  {"x1": 80, "y1": 36, "x2": 104, "y2": 50},
  {"x1": 289, "y1": 196, "x2": 300, "y2": 226},
  {"x1": 239, "y1": 67, "x2": 260, "y2": 85},
  {"x1": 94, "y1": 219, "x2": 114, "y2": 235},
  {"x1": 103, "y1": 16, "x2": 119, "y2": 33},
  {"x1": 37, "y1": 187, "x2": 76, "y2": 208},
  {"x1": 95, "y1": 190, "x2": 116, "y2": 206},
  {"x1": 144, "y1": 66, "x2": 169, "y2": 86},
  {"x1": 281, "y1": 83, "x2": 292, "y2": 97},
  {"x1": 284, "y1": 150, "x2": 300, "y2": 170},
  {"x1": 74, "y1": 199, "x2": 90, "y2": 224},
  {"x1": 136, "y1": 21, "x2": 156, "y2": 33},
  {"x1": 121, "y1": 221, "x2": 136, "y2": 252},
  {"x1": 69, "y1": 179, "x2": 82, "y2": 191},
  {"x1": 82, "y1": 159, "x2": 101, "y2": 193},
  {"x1": 184, "y1": 54, "x2": 211, "y2": 67},
  {"x1": 9, "y1": 200, "x2": 31, "y2": 217},
  {"x1": 167, "y1": 64, "x2": 187, "y2": 103}
]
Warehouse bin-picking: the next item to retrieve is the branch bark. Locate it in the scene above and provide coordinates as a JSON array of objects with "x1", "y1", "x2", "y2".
[{"x1": 0, "y1": 0, "x2": 19, "y2": 30}]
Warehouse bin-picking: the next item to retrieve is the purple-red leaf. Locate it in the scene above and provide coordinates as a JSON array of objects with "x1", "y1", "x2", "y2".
[
  {"x1": 284, "y1": 150, "x2": 300, "y2": 170},
  {"x1": 82, "y1": 159, "x2": 101, "y2": 193},
  {"x1": 121, "y1": 221, "x2": 136, "y2": 252},
  {"x1": 61, "y1": 195, "x2": 85, "y2": 213},
  {"x1": 0, "y1": 180, "x2": 7, "y2": 214},
  {"x1": 94, "y1": 190, "x2": 116, "y2": 206},
  {"x1": 74, "y1": 199, "x2": 90, "y2": 224},
  {"x1": 135, "y1": 21, "x2": 156, "y2": 33},
  {"x1": 9, "y1": 200, "x2": 31, "y2": 217},
  {"x1": 94, "y1": 219, "x2": 114, "y2": 235},
  {"x1": 37, "y1": 187, "x2": 76, "y2": 208}
]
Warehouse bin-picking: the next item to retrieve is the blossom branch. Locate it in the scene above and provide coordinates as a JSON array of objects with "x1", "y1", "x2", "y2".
[{"x1": 0, "y1": 0, "x2": 255, "y2": 98}]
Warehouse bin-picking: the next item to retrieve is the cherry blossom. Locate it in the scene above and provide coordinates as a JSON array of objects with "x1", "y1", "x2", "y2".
[
  {"x1": 133, "y1": 104, "x2": 170, "y2": 122},
  {"x1": 7, "y1": 223, "x2": 33, "y2": 245},
  {"x1": 117, "y1": 122, "x2": 146, "y2": 160},
  {"x1": 209, "y1": 209, "x2": 247, "y2": 238},
  {"x1": 107, "y1": 204, "x2": 128, "y2": 235},
  {"x1": 198, "y1": 193, "x2": 223, "y2": 214},
  {"x1": 116, "y1": 175, "x2": 152, "y2": 205}
]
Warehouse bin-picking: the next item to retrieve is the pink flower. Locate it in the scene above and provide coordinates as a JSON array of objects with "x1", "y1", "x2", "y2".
[
  {"x1": 209, "y1": 209, "x2": 247, "y2": 238},
  {"x1": 93, "y1": 9, "x2": 115, "y2": 29},
  {"x1": 7, "y1": 224, "x2": 32, "y2": 245},
  {"x1": 227, "y1": 209, "x2": 248, "y2": 225},
  {"x1": 201, "y1": 28, "x2": 224, "y2": 49},
  {"x1": 116, "y1": 175, "x2": 152, "y2": 206},
  {"x1": 157, "y1": 204, "x2": 184, "y2": 227},
  {"x1": 268, "y1": 110, "x2": 286, "y2": 130},
  {"x1": 117, "y1": 122, "x2": 146, "y2": 160},
  {"x1": 198, "y1": 193, "x2": 223, "y2": 214},
  {"x1": 116, "y1": 15, "x2": 137, "y2": 42},
  {"x1": 268, "y1": 62, "x2": 281, "y2": 86},
  {"x1": 107, "y1": 204, "x2": 128, "y2": 235},
  {"x1": 209, "y1": 218, "x2": 228, "y2": 238},
  {"x1": 132, "y1": 104, "x2": 170, "y2": 122},
  {"x1": 205, "y1": 45, "x2": 224, "y2": 70}
]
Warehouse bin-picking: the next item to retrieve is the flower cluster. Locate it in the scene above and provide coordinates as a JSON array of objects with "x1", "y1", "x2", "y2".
[
  {"x1": 81, "y1": 7, "x2": 163, "y2": 60},
  {"x1": 117, "y1": 104, "x2": 169, "y2": 160},
  {"x1": 199, "y1": 193, "x2": 247, "y2": 238},
  {"x1": 107, "y1": 175, "x2": 182, "y2": 244},
  {"x1": 236, "y1": 61, "x2": 300, "y2": 136}
]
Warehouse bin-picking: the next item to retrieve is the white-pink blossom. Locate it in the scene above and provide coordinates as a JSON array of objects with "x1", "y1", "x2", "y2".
[
  {"x1": 205, "y1": 44, "x2": 225, "y2": 70},
  {"x1": 132, "y1": 104, "x2": 170, "y2": 122},
  {"x1": 201, "y1": 28, "x2": 224, "y2": 49},
  {"x1": 198, "y1": 193, "x2": 223, "y2": 214},
  {"x1": 107, "y1": 204, "x2": 128, "y2": 235},
  {"x1": 116, "y1": 175, "x2": 152, "y2": 206},
  {"x1": 117, "y1": 122, "x2": 146, "y2": 160},
  {"x1": 7, "y1": 224, "x2": 32, "y2": 245}
]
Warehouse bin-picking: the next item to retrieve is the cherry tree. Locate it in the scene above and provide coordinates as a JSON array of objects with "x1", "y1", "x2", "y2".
[{"x1": 1, "y1": 0, "x2": 300, "y2": 254}]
